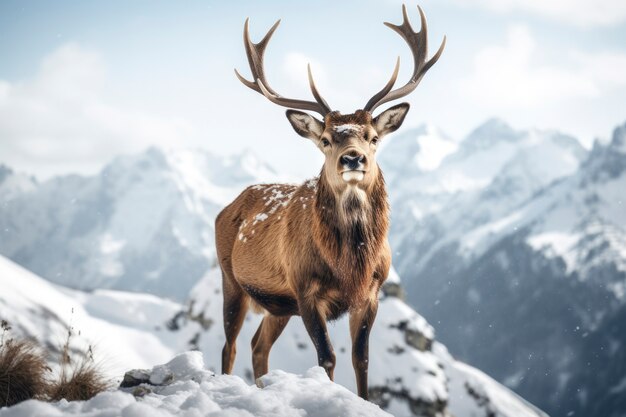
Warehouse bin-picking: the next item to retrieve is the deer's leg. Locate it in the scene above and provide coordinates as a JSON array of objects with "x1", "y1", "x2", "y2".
[
  {"x1": 349, "y1": 299, "x2": 379, "y2": 400},
  {"x1": 221, "y1": 274, "x2": 249, "y2": 375},
  {"x1": 251, "y1": 315, "x2": 291, "y2": 380},
  {"x1": 299, "y1": 300, "x2": 336, "y2": 380}
]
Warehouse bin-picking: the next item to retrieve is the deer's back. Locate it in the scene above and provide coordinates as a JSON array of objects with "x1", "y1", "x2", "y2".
[{"x1": 216, "y1": 183, "x2": 312, "y2": 300}]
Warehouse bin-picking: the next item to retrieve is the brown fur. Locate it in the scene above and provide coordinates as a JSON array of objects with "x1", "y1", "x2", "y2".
[{"x1": 216, "y1": 107, "x2": 410, "y2": 400}]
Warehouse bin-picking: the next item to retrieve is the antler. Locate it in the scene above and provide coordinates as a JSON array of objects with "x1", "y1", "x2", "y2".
[
  {"x1": 364, "y1": 5, "x2": 446, "y2": 113},
  {"x1": 235, "y1": 18, "x2": 332, "y2": 117}
]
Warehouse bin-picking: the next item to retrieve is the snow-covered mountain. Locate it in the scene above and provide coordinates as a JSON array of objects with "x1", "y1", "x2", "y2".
[
  {"x1": 0, "y1": 148, "x2": 282, "y2": 300},
  {"x1": 383, "y1": 119, "x2": 587, "y2": 258},
  {"x1": 381, "y1": 120, "x2": 626, "y2": 417},
  {"x1": 0, "y1": 255, "x2": 544, "y2": 417},
  {"x1": 4, "y1": 118, "x2": 623, "y2": 416}
]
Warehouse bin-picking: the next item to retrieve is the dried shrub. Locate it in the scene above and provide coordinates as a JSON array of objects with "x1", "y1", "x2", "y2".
[
  {"x1": 1, "y1": 319, "x2": 110, "y2": 407},
  {"x1": 48, "y1": 359, "x2": 110, "y2": 402},
  {"x1": 0, "y1": 338, "x2": 50, "y2": 408},
  {"x1": 48, "y1": 330, "x2": 110, "y2": 402},
  {"x1": 0, "y1": 320, "x2": 10, "y2": 347}
]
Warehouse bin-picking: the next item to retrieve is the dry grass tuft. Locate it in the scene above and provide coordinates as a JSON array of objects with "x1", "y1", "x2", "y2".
[
  {"x1": 48, "y1": 359, "x2": 110, "y2": 402},
  {"x1": 1, "y1": 320, "x2": 110, "y2": 407},
  {"x1": 0, "y1": 338, "x2": 50, "y2": 408},
  {"x1": 48, "y1": 329, "x2": 111, "y2": 402}
]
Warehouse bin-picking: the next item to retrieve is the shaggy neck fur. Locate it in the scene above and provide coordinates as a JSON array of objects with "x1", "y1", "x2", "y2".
[{"x1": 312, "y1": 168, "x2": 389, "y2": 307}]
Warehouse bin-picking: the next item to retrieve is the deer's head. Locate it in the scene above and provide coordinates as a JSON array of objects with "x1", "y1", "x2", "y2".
[{"x1": 235, "y1": 5, "x2": 445, "y2": 193}]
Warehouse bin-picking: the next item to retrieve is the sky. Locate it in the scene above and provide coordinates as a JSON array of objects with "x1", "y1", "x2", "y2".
[{"x1": 1, "y1": 0, "x2": 626, "y2": 179}]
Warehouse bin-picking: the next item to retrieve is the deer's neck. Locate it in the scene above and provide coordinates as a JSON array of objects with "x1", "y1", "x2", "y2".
[{"x1": 313, "y1": 169, "x2": 389, "y2": 305}]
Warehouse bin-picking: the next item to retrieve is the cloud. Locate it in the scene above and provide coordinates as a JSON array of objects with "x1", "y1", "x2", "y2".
[
  {"x1": 454, "y1": 0, "x2": 626, "y2": 27},
  {"x1": 280, "y1": 52, "x2": 342, "y2": 107},
  {"x1": 0, "y1": 43, "x2": 194, "y2": 179},
  {"x1": 460, "y1": 25, "x2": 626, "y2": 109},
  {"x1": 280, "y1": 52, "x2": 390, "y2": 113},
  {"x1": 573, "y1": 50, "x2": 626, "y2": 87},
  {"x1": 283, "y1": 52, "x2": 328, "y2": 88}
]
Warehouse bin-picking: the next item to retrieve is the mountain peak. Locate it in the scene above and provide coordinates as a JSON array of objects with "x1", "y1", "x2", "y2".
[
  {"x1": 610, "y1": 121, "x2": 626, "y2": 153},
  {"x1": 144, "y1": 145, "x2": 168, "y2": 162},
  {"x1": 0, "y1": 164, "x2": 38, "y2": 201},
  {"x1": 581, "y1": 122, "x2": 626, "y2": 182},
  {"x1": 0, "y1": 164, "x2": 13, "y2": 183},
  {"x1": 463, "y1": 118, "x2": 521, "y2": 149}
]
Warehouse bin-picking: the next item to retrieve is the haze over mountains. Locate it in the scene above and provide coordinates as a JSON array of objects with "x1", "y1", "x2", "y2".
[{"x1": 1, "y1": 117, "x2": 625, "y2": 417}]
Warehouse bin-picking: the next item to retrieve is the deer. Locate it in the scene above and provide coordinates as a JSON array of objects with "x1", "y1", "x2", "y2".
[{"x1": 216, "y1": 4, "x2": 445, "y2": 400}]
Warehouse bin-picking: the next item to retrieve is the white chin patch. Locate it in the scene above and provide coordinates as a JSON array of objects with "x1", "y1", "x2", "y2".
[{"x1": 342, "y1": 171, "x2": 364, "y2": 182}]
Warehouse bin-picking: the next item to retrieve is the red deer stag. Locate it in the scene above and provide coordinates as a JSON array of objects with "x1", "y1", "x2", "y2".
[{"x1": 216, "y1": 4, "x2": 445, "y2": 400}]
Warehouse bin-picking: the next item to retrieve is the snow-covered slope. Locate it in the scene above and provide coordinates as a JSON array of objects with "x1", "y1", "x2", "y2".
[
  {"x1": 460, "y1": 127, "x2": 626, "y2": 283},
  {"x1": 382, "y1": 120, "x2": 626, "y2": 417},
  {"x1": 0, "y1": 148, "x2": 282, "y2": 300},
  {"x1": 0, "y1": 255, "x2": 545, "y2": 417},
  {"x1": 0, "y1": 255, "x2": 180, "y2": 376}
]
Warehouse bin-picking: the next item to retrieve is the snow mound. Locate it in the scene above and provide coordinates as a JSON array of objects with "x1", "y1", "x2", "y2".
[{"x1": 0, "y1": 352, "x2": 391, "y2": 417}]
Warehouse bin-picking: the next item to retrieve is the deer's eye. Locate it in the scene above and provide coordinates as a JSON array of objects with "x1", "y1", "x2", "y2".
[{"x1": 321, "y1": 138, "x2": 331, "y2": 147}]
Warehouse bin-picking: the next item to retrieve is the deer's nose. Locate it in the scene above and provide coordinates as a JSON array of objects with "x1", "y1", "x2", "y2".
[{"x1": 340, "y1": 153, "x2": 365, "y2": 171}]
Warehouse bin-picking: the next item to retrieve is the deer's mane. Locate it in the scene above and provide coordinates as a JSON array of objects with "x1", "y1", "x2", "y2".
[{"x1": 312, "y1": 169, "x2": 389, "y2": 306}]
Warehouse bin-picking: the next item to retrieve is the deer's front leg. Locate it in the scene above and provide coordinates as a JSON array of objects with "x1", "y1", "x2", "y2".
[
  {"x1": 299, "y1": 299, "x2": 336, "y2": 380},
  {"x1": 349, "y1": 299, "x2": 379, "y2": 400}
]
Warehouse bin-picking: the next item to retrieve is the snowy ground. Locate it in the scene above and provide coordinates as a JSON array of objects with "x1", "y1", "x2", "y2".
[{"x1": 0, "y1": 352, "x2": 392, "y2": 417}]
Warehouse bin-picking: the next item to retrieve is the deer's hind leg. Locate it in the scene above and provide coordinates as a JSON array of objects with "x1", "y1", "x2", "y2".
[
  {"x1": 251, "y1": 314, "x2": 291, "y2": 380},
  {"x1": 221, "y1": 272, "x2": 249, "y2": 375}
]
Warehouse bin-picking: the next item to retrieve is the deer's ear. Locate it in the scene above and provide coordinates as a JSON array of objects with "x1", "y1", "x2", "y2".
[
  {"x1": 373, "y1": 103, "x2": 410, "y2": 136},
  {"x1": 286, "y1": 110, "x2": 324, "y2": 140}
]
